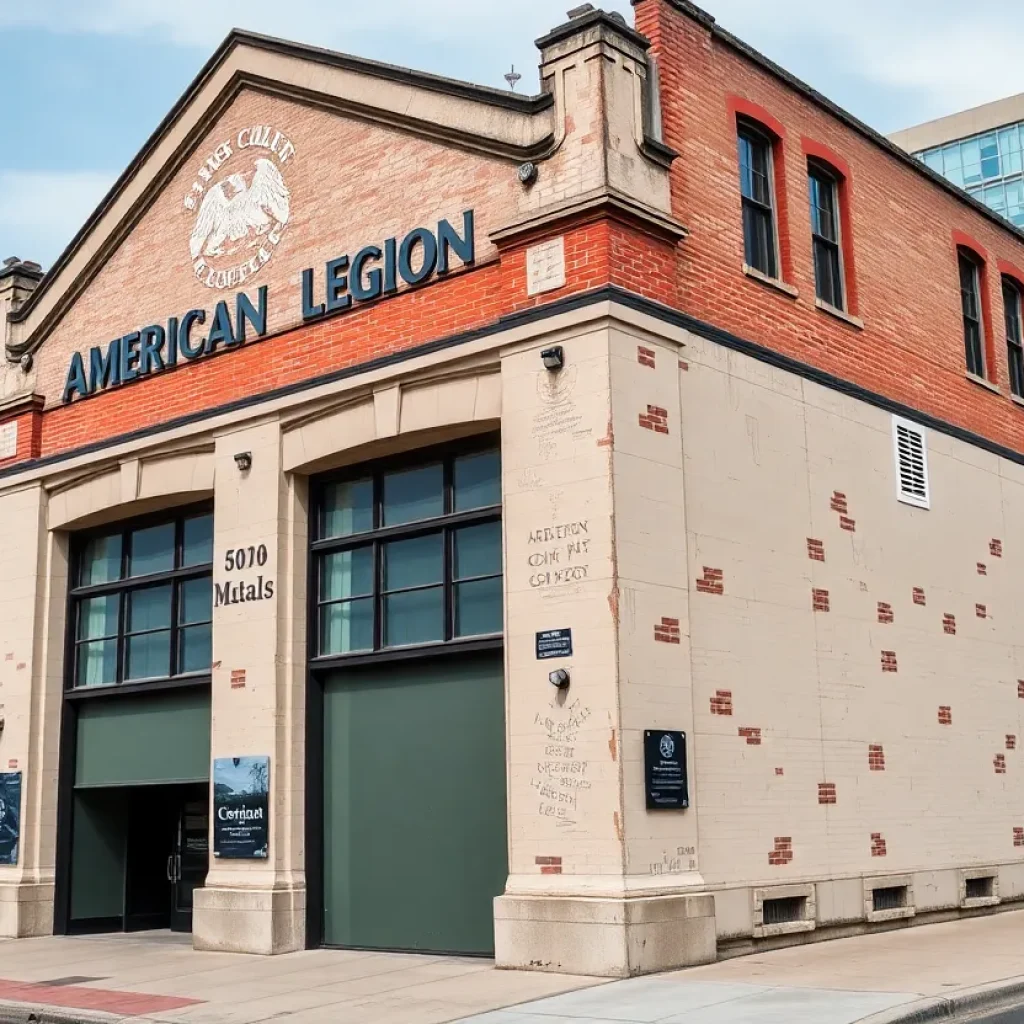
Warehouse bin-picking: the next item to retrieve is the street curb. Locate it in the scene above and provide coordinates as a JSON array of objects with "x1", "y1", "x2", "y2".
[
  {"x1": 859, "y1": 977, "x2": 1024, "y2": 1023},
  {"x1": 0, "y1": 1001, "x2": 125, "y2": 1024}
]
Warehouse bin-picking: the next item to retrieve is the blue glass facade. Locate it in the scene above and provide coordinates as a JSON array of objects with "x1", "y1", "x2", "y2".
[{"x1": 915, "y1": 122, "x2": 1024, "y2": 228}]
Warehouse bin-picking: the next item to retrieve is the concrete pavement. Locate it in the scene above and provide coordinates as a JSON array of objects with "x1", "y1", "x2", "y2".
[{"x1": 2, "y1": 911, "x2": 1024, "y2": 1023}]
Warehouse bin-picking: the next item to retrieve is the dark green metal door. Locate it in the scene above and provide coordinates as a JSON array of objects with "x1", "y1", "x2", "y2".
[{"x1": 323, "y1": 652, "x2": 507, "y2": 954}]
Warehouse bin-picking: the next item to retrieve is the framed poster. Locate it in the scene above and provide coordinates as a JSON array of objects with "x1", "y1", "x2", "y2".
[
  {"x1": 0, "y1": 772, "x2": 22, "y2": 866},
  {"x1": 213, "y1": 756, "x2": 269, "y2": 859}
]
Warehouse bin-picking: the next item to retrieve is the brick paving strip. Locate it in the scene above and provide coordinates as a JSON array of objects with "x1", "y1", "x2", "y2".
[{"x1": 0, "y1": 979, "x2": 201, "y2": 1017}]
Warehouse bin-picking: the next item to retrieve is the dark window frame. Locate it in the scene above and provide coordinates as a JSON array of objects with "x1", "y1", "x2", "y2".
[
  {"x1": 959, "y1": 248, "x2": 987, "y2": 378},
  {"x1": 1004, "y1": 276, "x2": 1024, "y2": 398},
  {"x1": 737, "y1": 119, "x2": 780, "y2": 279},
  {"x1": 808, "y1": 160, "x2": 846, "y2": 310},
  {"x1": 65, "y1": 503, "x2": 214, "y2": 694},
  {"x1": 309, "y1": 436, "x2": 503, "y2": 668}
]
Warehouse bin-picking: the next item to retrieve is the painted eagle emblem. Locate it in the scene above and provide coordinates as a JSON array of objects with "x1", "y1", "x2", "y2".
[{"x1": 189, "y1": 158, "x2": 291, "y2": 260}]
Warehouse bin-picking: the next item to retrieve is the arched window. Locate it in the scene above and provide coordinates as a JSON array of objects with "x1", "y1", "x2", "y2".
[
  {"x1": 958, "y1": 247, "x2": 986, "y2": 378},
  {"x1": 807, "y1": 160, "x2": 845, "y2": 310},
  {"x1": 1004, "y1": 275, "x2": 1024, "y2": 397},
  {"x1": 737, "y1": 119, "x2": 780, "y2": 279}
]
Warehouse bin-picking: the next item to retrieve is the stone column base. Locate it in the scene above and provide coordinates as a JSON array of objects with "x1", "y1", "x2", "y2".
[
  {"x1": 494, "y1": 892, "x2": 717, "y2": 977},
  {"x1": 192, "y1": 885, "x2": 305, "y2": 954},
  {"x1": 0, "y1": 882, "x2": 54, "y2": 938}
]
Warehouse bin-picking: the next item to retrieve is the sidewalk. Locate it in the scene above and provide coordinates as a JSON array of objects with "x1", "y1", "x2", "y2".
[{"x1": 2, "y1": 911, "x2": 1024, "y2": 1024}]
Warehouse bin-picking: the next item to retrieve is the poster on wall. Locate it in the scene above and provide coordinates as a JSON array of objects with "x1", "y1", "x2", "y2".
[
  {"x1": 0, "y1": 772, "x2": 22, "y2": 866},
  {"x1": 213, "y1": 756, "x2": 269, "y2": 859}
]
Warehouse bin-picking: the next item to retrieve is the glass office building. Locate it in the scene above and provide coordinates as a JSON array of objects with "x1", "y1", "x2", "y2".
[{"x1": 914, "y1": 122, "x2": 1024, "y2": 228}]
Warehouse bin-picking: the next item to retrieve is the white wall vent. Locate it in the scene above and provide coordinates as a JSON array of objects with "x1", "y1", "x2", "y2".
[{"x1": 892, "y1": 416, "x2": 930, "y2": 509}]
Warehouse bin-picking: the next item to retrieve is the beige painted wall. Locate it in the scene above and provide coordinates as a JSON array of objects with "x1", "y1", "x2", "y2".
[{"x1": 678, "y1": 329, "x2": 1024, "y2": 894}]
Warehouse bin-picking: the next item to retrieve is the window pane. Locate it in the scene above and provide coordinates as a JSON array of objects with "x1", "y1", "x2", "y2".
[
  {"x1": 322, "y1": 478, "x2": 374, "y2": 539},
  {"x1": 79, "y1": 533, "x2": 122, "y2": 587},
  {"x1": 980, "y1": 134, "x2": 1000, "y2": 179},
  {"x1": 923, "y1": 149, "x2": 943, "y2": 173},
  {"x1": 320, "y1": 598, "x2": 373, "y2": 654},
  {"x1": 126, "y1": 630, "x2": 171, "y2": 681},
  {"x1": 743, "y1": 203, "x2": 777, "y2": 277},
  {"x1": 78, "y1": 594, "x2": 120, "y2": 640},
  {"x1": 130, "y1": 523, "x2": 175, "y2": 577},
  {"x1": 455, "y1": 578, "x2": 503, "y2": 637},
  {"x1": 454, "y1": 522, "x2": 502, "y2": 580},
  {"x1": 78, "y1": 639, "x2": 118, "y2": 687},
  {"x1": 128, "y1": 585, "x2": 172, "y2": 633},
  {"x1": 384, "y1": 534, "x2": 443, "y2": 591},
  {"x1": 384, "y1": 588, "x2": 444, "y2": 647},
  {"x1": 179, "y1": 624, "x2": 212, "y2": 674},
  {"x1": 454, "y1": 451, "x2": 501, "y2": 511},
  {"x1": 179, "y1": 577, "x2": 213, "y2": 625},
  {"x1": 382, "y1": 465, "x2": 443, "y2": 526},
  {"x1": 182, "y1": 515, "x2": 213, "y2": 567},
  {"x1": 321, "y1": 547, "x2": 373, "y2": 601}
]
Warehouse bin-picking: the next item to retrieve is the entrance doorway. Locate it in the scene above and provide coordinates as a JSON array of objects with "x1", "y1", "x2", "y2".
[{"x1": 70, "y1": 783, "x2": 209, "y2": 935}]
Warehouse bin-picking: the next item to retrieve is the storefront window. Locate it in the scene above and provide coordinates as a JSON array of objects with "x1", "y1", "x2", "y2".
[
  {"x1": 69, "y1": 510, "x2": 214, "y2": 688},
  {"x1": 313, "y1": 443, "x2": 502, "y2": 658}
]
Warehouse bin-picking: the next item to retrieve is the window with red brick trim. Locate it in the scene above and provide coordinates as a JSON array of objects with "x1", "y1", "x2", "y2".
[
  {"x1": 807, "y1": 160, "x2": 845, "y2": 310},
  {"x1": 958, "y1": 247, "x2": 987, "y2": 379},
  {"x1": 737, "y1": 118, "x2": 780, "y2": 279},
  {"x1": 1004, "y1": 276, "x2": 1024, "y2": 398}
]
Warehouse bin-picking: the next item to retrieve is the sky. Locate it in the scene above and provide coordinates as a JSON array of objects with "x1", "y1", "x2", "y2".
[{"x1": 2, "y1": 0, "x2": 1022, "y2": 269}]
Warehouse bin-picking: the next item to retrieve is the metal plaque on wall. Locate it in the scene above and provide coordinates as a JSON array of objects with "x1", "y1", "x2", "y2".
[
  {"x1": 213, "y1": 756, "x2": 269, "y2": 859},
  {"x1": 0, "y1": 772, "x2": 22, "y2": 865},
  {"x1": 644, "y1": 730, "x2": 688, "y2": 810}
]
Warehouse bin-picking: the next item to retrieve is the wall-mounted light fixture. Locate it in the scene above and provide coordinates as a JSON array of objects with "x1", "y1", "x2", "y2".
[
  {"x1": 548, "y1": 668, "x2": 571, "y2": 690},
  {"x1": 517, "y1": 161, "x2": 538, "y2": 187},
  {"x1": 234, "y1": 452, "x2": 253, "y2": 472},
  {"x1": 541, "y1": 346, "x2": 565, "y2": 372}
]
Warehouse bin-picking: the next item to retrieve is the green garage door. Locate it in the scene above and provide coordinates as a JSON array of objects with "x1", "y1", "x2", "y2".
[{"x1": 323, "y1": 652, "x2": 507, "y2": 954}]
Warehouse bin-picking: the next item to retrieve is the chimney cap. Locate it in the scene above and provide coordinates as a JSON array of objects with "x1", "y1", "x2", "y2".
[{"x1": 537, "y1": 6, "x2": 650, "y2": 52}]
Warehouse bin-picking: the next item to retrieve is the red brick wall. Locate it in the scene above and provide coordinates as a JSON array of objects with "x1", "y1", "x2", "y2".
[{"x1": 635, "y1": 0, "x2": 1024, "y2": 456}]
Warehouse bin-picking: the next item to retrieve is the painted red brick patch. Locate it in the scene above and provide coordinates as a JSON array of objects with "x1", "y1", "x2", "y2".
[
  {"x1": 536, "y1": 855, "x2": 563, "y2": 875},
  {"x1": 1008, "y1": 735, "x2": 1017, "y2": 750},
  {"x1": 871, "y1": 833, "x2": 888, "y2": 857},
  {"x1": 812, "y1": 588, "x2": 830, "y2": 612},
  {"x1": 976, "y1": 603, "x2": 988, "y2": 619},
  {"x1": 769, "y1": 836, "x2": 793, "y2": 866},
  {"x1": 818, "y1": 782, "x2": 837, "y2": 804},
  {"x1": 1015, "y1": 827, "x2": 1024, "y2": 848},
  {"x1": 978, "y1": 562, "x2": 988, "y2": 575},
  {"x1": 830, "y1": 491, "x2": 849, "y2": 515},
  {"x1": 639, "y1": 405, "x2": 669, "y2": 434},
  {"x1": 943, "y1": 613, "x2": 956, "y2": 635},
  {"x1": 881, "y1": 650, "x2": 898, "y2": 672},
  {"x1": 912, "y1": 587, "x2": 926, "y2": 606},
  {"x1": 637, "y1": 345, "x2": 656, "y2": 368},
  {"x1": 868, "y1": 744, "x2": 885, "y2": 771},
  {"x1": 696, "y1": 567, "x2": 724, "y2": 596},
  {"x1": 738, "y1": 726, "x2": 762, "y2": 746},
  {"x1": 839, "y1": 516, "x2": 856, "y2": 532},
  {"x1": 654, "y1": 617, "x2": 681, "y2": 644},
  {"x1": 995, "y1": 753, "x2": 1008, "y2": 774},
  {"x1": 991, "y1": 539, "x2": 1004, "y2": 558},
  {"x1": 938, "y1": 706, "x2": 953, "y2": 725},
  {"x1": 877, "y1": 602, "x2": 894, "y2": 624},
  {"x1": 710, "y1": 690, "x2": 733, "y2": 716},
  {"x1": 807, "y1": 538, "x2": 825, "y2": 562}
]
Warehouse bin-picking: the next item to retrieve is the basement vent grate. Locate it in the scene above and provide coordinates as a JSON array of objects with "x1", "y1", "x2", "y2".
[
  {"x1": 965, "y1": 876, "x2": 995, "y2": 900},
  {"x1": 871, "y1": 885, "x2": 908, "y2": 912},
  {"x1": 892, "y1": 416, "x2": 930, "y2": 509},
  {"x1": 762, "y1": 895, "x2": 807, "y2": 926}
]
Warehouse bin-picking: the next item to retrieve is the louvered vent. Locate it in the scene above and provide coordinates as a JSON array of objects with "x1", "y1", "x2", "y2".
[{"x1": 892, "y1": 416, "x2": 930, "y2": 509}]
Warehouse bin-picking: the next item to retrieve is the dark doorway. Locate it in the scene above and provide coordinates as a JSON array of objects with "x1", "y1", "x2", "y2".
[{"x1": 70, "y1": 783, "x2": 208, "y2": 935}]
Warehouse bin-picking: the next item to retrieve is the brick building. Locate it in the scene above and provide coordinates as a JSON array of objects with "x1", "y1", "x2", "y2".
[{"x1": 2, "y1": 0, "x2": 1024, "y2": 978}]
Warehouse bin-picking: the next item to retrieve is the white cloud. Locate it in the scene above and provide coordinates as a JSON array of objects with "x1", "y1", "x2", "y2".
[{"x1": 0, "y1": 171, "x2": 115, "y2": 266}]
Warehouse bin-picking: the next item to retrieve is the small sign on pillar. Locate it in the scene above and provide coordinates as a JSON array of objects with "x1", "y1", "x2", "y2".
[{"x1": 644, "y1": 730, "x2": 688, "y2": 810}]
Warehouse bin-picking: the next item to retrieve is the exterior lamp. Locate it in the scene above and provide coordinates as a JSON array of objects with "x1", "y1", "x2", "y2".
[
  {"x1": 541, "y1": 346, "x2": 565, "y2": 372},
  {"x1": 549, "y1": 668, "x2": 571, "y2": 690},
  {"x1": 234, "y1": 452, "x2": 253, "y2": 472}
]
